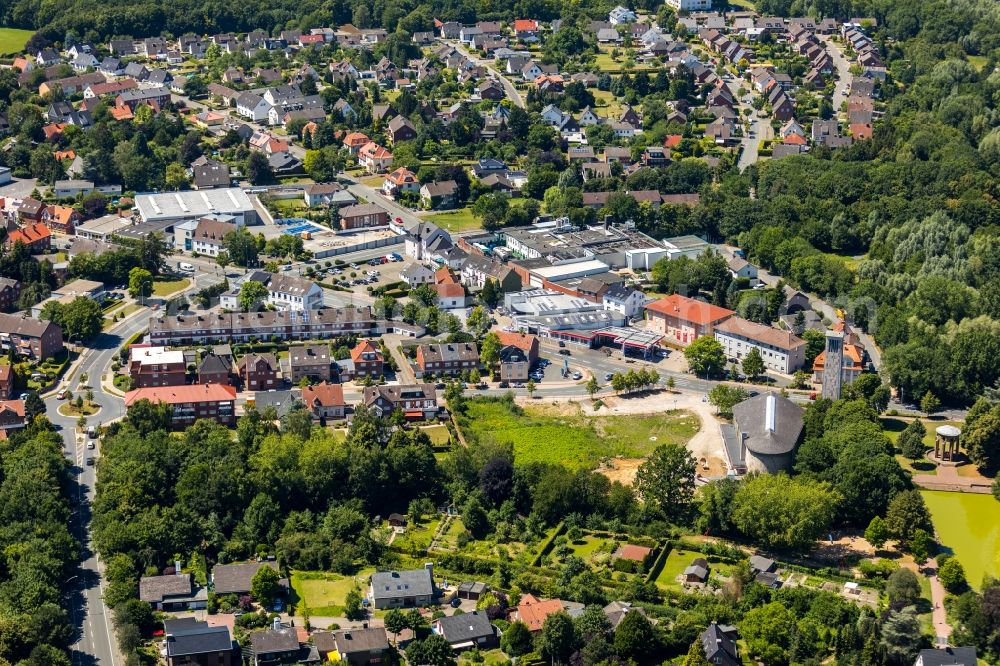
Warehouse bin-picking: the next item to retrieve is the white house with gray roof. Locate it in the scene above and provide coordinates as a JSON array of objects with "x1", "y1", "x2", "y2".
[{"x1": 369, "y1": 565, "x2": 435, "y2": 609}]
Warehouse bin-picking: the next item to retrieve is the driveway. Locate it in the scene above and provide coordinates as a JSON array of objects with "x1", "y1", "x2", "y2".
[{"x1": 818, "y1": 35, "x2": 853, "y2": 113}]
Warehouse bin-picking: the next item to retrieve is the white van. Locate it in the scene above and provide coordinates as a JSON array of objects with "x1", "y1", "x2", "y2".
[{"x1": 178, "y1": 262, "x2": 194, "y2": 273}]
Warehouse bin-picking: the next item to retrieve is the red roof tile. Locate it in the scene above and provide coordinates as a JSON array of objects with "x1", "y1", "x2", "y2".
[{"x1": 645, "y1": 294, "x2": 734, "y2": 326}]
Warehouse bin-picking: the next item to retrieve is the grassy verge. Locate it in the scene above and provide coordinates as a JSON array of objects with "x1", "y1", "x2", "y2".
[{"x1": 152, "y1": 278, "x2": 191, "y2": 297}]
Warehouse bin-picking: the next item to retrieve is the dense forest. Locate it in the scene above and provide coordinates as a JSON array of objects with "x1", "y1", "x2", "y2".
[{"x1": 0, "y1": 419, "x2": 79, "y2": 666}]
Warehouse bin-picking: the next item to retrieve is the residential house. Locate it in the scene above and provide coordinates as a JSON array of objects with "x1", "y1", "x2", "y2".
[
  {"x1": 495, "y1": 331, "x2": 539, "y2": 383},
  {"x1": 41, "y1": 205, "x2": 79, "y2": 234},
  {"x1": 6, "y1": 223, "x2": 52, "y2": 253},
  {"x1": 358, "y1": 142, "x2": 393, "y2": 173},
  {"x1": 197, "y1": 352, "x2": 232, "y2": 386},
  {"x1": 614, "y1": 544, "x2": 654, "y2": 571},
  {"x1": 369, "y1": 566, "x2": 436, "y2": 608},
  {"x1": 248, "y1": 627, "x2": 300, "y2": 666},
  {"x1": 914, "y1": 648, "x2": 978, "y2": 666},
  {"x1": 350, "y1": 339, "x2": 384, "y2": 378},
  {"x1": 363, "y1": 384, "x2": 438, "y2": 420},
  {"x1": 0, "y1": 279, "x2": 20, "y2": 313},
  {"x1": 125, "y1": 384, "x2": 237, "y2": 427},
  {"x1": 516, "y1": 594, "x2": 583, "y2": 633},
  {"x1": 433, "y1": 612, "x2": 499, "y2": 652},
  {"x1": 288, "y1": 344, "x2": 332, "y2": 383},
  {"x1": 343, "y1": 132, "x2": 371, "y2": 153},
  {"x1": 266, "y1": 274, "x2": 323, "y2": 311},
  {"x1": 387, "y1": 116, "x2": 417, "y2": 144},
  {"x1": 304, "y1": 183, "x2": 355, "y2": 208},
  {"x1": 235, "y1": 92, "x2": 270, "y2": 121},
  {"x1": 415, "y1": 342, "x2": 479, "y2": 377},
  {"x1": 701, "y1": 622, "x2": 740, "y2": 666},
  {"x1": 0, "y1": 313, "x2": 63, "y2": 358},
  {"x1": 149, "y1": 308, "x2": 377, "y2": 346},
  {"x1": 401, "y1": 263, "x2": 436, "y2": 287},
  {"x1": 313, "y1": 628, "x2": 391, "y2": 666},
  {"x1": 383, "y1": 167, "x2": 420, "y2": 198},
  {"x1": 683, "y1": 557, "x2": 709, "y2": 583},
  {"x1": 514, "y1": 19, "x2": 541, "y2": 42},
  {"x1": 128, "y1": 346, "x2": 187, "y2": 388},
  {"x1": 420, "y1": 180, "x2": 459, "y2": 209},
  {"x1": 302, "y1": 382, "x2": 348, "y2": 421},
  {"x1": 236, "y1": 353, "x2": 279, "y2": 391},
  {"x1": 645, "y1": 294, "x2": 735, "y2": 345},
  {"x1": 139, "y1": 571, "x2": 207, "y2": 611},
  {"x1": 405, "y1": 221, "x2": 452, "y2": 261},
  {"x1": 163, "y1": 618, "x2": 239, "y2": 666},
  {"x1": 191, "y1": 156, "x2": 231, "y2": 190},
  {"x1": 714, "y1": 317, "x2": 806, "y2": 374},
  {"x1": 727, "y1": 256, "x2": 759, "y2": 284},
  {"x1": 17, "y1": 197, "x2": 45, "y2": 225},
  {"x1": 459, "y1": 255, "x2": 520, "y2": 292},
  {"x1": 603, "y1": 284, "x2": 648, "y2": 318},
  {"x1": 190, "y1": 217, "x2": 235, "y2": 257},
  {"x1": 609, "y1": 6, "x2": 638, "y2": 24},
  {"x1": 212, "y1": 561, "x2": 286, "y2": 597},
  {"x1": 0, "y1": 400, "x2": 26, "y2": 434}
]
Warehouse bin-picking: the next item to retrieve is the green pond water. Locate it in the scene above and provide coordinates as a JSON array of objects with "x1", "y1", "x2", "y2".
[{"x1": 921, "y1": 490, "x2": 1000, "y2": 590}]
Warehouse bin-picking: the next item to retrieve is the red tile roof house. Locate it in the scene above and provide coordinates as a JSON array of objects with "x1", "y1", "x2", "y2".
[
  {"x1": 236, "y1": 353, "x2": 279, "y2": 391},
  {"x1": 0, "y1": 400, "x2": 26, "y2": 436},
  {"x1": 125, "y1": 383, "x2": 237, "y2": 428},
  {"x1": 42, "y1": 204, "x2": 80, "y2": 234},
  {"x1": 6, "y1": 223, "x2": 52, "y2": 253},
  {"x1": 349, "y1": 339, "x2": 384, "y2": 379},
  {"x1": 343, "y1": 132, "x2": 371, "y2": 154},
  {"x1": 302, "y1": 382, "x2": 348, "y2": 421},
  {"x1": 645, "y1": 294, "x2": 735, "y2": 346}
]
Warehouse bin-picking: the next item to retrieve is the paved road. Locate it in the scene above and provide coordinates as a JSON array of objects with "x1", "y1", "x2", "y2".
[
  {"x1": 448, "y1": 41, "x2": 525, "y2": 109},
  {"x1": 47, "y1": 312, "x2": 151, "y2": 666},
  {"x1": 738, "y1": 116, "x2": 774, "y2": 172},
  {"x1": 819, "y1": 35, "x2": 853, "y2": 113}
]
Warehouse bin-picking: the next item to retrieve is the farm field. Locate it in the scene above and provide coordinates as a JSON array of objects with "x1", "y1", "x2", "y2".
[
  {"x1": 290, "y1": 568, "x2": 375, "y2": 616},
  {"x1": 921, "y1": 490, "x2": 1000, "y2": 590},
  {"x1": 455, "y1": 398, "x2": 699, "y2": 469},
  {"x1": 0, "y1": 28, "x2": 33, "y2": 54}
]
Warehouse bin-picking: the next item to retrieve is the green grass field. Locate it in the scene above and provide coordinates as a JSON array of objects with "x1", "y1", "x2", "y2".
[
  {"x1": 152, "y1": 278, "x2": 190, "y2": 297},
  {"x1": 290, "y1": 568, "x2": 375, "y2": 616},
  {"x1": 922, "y1": 490, "x2": 1000, "y2": 590},
  {"x1": 421, "y1": 424, "x2": 452, "y2": 446},
  {"x1": 0, "y1": 28, "x2": 34, "y2": 55},
  {"x1": 655, "y1": 548, "x2": 697, "y2": 589},
  {"x1": 422, "y1": 208, "x2": 482, "y2": 232},
  {"x1": 568, "y1": 535, "x2": 611, "y2": 559},
  {"x1": 456, "y1": 399, "x2": 699, "y2": 469}
]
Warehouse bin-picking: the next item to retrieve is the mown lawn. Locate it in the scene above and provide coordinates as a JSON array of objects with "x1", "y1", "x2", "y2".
[
  {"x1": 655, "y1": 548, "x2": 697, "y2": 590},
  {"x1": 420, "y1": 424, "x2": 451, "y2": 446},
  {"x1": 0, "y1": 28, "x2": 34, "y2": 55},
  {"x1": 455, "y1": 398, "x2": 699, "y2": 469},
  {"x1": 290, "y1": 568, "x2": 375, "y2": 616},
  {"x1": 422, "y1": 208, "x2": 482, "y2": 232},
  {"x1": 152, "y1": 278, "x2": 190, "y2": 297}
]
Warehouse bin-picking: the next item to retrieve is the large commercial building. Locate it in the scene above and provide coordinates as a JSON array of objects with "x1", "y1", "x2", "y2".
[{"x1": 135, "y1": 188, "x2": 258, "y2": 226}]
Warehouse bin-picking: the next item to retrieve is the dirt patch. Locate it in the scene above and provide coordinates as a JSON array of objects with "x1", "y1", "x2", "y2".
[{"x1": 599, "y1": 457, "x2": 643, "y2": 485}]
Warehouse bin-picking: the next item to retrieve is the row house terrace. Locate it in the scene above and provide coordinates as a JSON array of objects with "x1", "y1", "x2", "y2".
[{"x1": 149, "y1": 307, "x2": 377, "y2": 345}]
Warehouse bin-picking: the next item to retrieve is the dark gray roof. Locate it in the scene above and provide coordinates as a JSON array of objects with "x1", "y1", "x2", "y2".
[
  {"x1": 732, "y1": 393, "x2": 803, "y2": 456},
  {"x1": 164, "y1": 618, "x2": 234, "y2": 657},
  {"x1": 701, "y1": 622, "x2": 739, "y2": 666},
  {"x1": 212, "y1": 561, "x2": 281, "y2": 595},
  {"x1": 435, "y1": 611, "x2": 495, "y2": 643},
  {"x1": 333, "y1": 627, "x2": 390, "y2": 654},
  {"x1": 916, "y1": 647, "x2": 978, "y2": 666},
  {"x1": 370, "y1": 568, "x2": 434, "y2": 600},
  {"x1": 253, "y1": 390, "x2": 300, "y2": 418},
  {"x1": 199, "y1": 352, "x2": 230, "y2": 374},
  {"x1": 749, "y1": 555, "x2": 776, "y2": 573},
  {"x1": 250, "y1": 628, "x2": 299, "y2": 654},
  {"x1": 139, "y1": 573, "x2": 192, "y2": 603}
]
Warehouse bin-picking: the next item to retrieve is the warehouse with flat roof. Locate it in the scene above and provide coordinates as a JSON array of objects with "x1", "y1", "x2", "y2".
[{"x1": 134, "y1": 188, "x2": 258, "y2": 226}]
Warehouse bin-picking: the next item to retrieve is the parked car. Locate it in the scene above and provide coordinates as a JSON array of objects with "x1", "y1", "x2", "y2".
[
  {"x1": 558, "y1": 349, "x2": 571, "y2": 356},
  {"x1": 572, "y1": 372, "x2": 582, "y2": 380},
  {"x1": 558, "y1": 341, "x2": 566, "y2": 348},
  {"x1": 605, "y1": 372, "x2": 614, "y2": 381},
  {"x1": 87, "y1": 441, "x2": 95, "y2": 450},
  {"x1": 86, "y1": 457, "x2": 95, "y2": 466}
]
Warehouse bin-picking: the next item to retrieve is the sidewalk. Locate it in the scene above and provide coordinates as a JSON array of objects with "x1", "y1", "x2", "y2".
[
  {"x1": 925, "y1": 563, "x2": 953, "y2": 646},
  {"x1": 913, "y1": 463, "x2": 993, "y2": 494}
]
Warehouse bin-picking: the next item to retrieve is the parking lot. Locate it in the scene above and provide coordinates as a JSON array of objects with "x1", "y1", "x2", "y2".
[{"x1": 300, "y1": 252, "x2": 406, "y2": 290}]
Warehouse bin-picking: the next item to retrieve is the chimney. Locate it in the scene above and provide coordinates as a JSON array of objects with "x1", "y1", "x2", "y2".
[
  {"x1": 272, "y1": 616, "x2": 282, "y2": 631},
  {"x1": 424, "y1": 562, "x2": 433, "y2": 578},
  {"x1": 174, "y1": 560, "x2": 182, "y2": 575}
]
